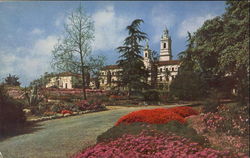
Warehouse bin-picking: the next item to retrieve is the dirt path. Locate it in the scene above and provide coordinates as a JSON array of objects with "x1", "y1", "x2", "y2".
[{"x1": 0, "y1": 104, "x2": 185, "y2": 158}]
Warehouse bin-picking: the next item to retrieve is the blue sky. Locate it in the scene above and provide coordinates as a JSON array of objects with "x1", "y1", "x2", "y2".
[{"x1": 0, "y1": 1, "x2": 226, "y2": 86}]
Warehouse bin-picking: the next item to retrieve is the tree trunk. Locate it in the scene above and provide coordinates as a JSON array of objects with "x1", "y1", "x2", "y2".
[
  {"x1": 128, "y1": 87, "x2": 131, "y2": 99},
  {"x1": 80, "y1": 53, "x2": 87, "y2": 100}
]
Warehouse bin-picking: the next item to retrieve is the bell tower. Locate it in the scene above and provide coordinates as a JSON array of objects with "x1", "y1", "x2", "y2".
[
  {"x1": 143, "y1": 40, "x2": 151, "y2": 69},
  {"x1": 159, "y1": 27, "x2": 172, "y2": 61}
]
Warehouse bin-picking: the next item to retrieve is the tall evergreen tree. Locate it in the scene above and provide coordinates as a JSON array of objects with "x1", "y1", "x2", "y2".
[{"x1": 116, "y1": 19, "x2": 148, "y2": 97}]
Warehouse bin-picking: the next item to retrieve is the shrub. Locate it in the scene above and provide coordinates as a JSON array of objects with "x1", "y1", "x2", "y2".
[
  {"x1": 75, "y1": 100, "x2": 106, "y2": 111},
  {"x1": 61, "y1": 110, "x2": 73, "y2": 115},
  {"x1": 98, "y1": 121, "x2": 207, "y2": 146},
  {"x1": 115, "y1": 107, "x2": 198, "y2": 126},
  {"x1": 0, "y1": 85, "x2": 26, "y2": 135},
  {"x1": 168, "y1": 106, "x2": 199, "y2": 117},
  {"x1": 50, "y1": 104, "x2": 63, "y2": 113},
  {"x1": 169, "y1": 71, "x2": 206, "y2": 101},
  {"x1": 142, "y1": 89, "x2": 159, "y2": 101},
  {"x1": 202, "y1": 89, "x2": 221, "y2": 113},
  {"x1": 201, "y1": 104, "x2": 249, "y2": 137}
]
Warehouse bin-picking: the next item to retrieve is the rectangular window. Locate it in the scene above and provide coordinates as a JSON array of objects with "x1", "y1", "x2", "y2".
[{"x1": 164, "y1": 43, "x2": 166, "y2": 48}]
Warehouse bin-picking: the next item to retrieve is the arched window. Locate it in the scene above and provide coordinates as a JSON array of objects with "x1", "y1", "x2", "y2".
[
  {"x1": 145, "y1": 53, "x2": 147, "y2": 57},
  {"x1": 172, "y1": 67, "x2": 174, "y2": 71},
  {"x1": 160, "y1": 68, "x2": 162, "y2": 72},
  {"x1": 163, "y1": 43, "x2": 166, "y2": 48},
  {"x1": 160, "y1": 76, "x2": 162, "y2": 81}
]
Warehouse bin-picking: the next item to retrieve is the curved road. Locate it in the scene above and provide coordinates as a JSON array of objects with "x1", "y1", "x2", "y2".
[{"x1": 0, "y1": 105, "x2": 184, "y2": 158}]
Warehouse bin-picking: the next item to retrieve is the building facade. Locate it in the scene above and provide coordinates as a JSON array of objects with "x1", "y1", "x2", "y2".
[
  {"x1": 100, "y1": 28, "x2": 181, "y2": 89},
  {"x1": 45, "y1": 72, "x2": 81, "y2": 89}
]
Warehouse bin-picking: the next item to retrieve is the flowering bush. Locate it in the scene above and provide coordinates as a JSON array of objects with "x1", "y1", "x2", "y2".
[
  {"x1": 115, "y1": 107, "x2": 198, "y2": 126},
  {"x1": 168, "y1": 106, "x2": 199, "y2": 117},
  {"x1": 115, "y1": 108, "x2": 186, "y2": 126},
  {"x1": 189, "y1": 104, "x2": 249, "y2": 154},
  {"x1": 73, "y1": 131, "x2": 246, "y2": 158},
  {"x1": 201, "y1": 105, "x2": 249, "y2": 136},
  {"x1": 61, "y1": 110, "x2": 73, "y2": 115},
  {"x1": 98, "y1": 121, "x2": 207, "y2": 146},
  {"x1": 75, "y1": 100, "x2": 106, "y2": 111}
]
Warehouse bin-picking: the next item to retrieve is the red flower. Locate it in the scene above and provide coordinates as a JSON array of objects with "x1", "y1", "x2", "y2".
[
  {"x1": 168, "y1": 106, "x2": 199, "y2": 118},
  {"x1": 115, "y1": 107, "x2": 198, "y2": 126},
  {"x1": 61, "y1": 110, "x2": 73, "y2": 115}
]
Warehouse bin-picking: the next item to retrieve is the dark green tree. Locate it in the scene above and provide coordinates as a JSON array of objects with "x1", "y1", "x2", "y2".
[
  {"x1": 150, "y1": 50, "x2": 159, "y2": 89},
  {"x1": 218, "y1": 1, "x2": 249, "y2": 103},
  {"x1": 173, "y1": 1, "x2": 249, "y2": 103},
  {"x1": 4, "y1": 74, "x2": 21, "y2": 86},
  {"x1": 116, "y1": 19, "x2": 148, "y2": 97},
  {"x1": 169, "y1": 71, "x2": 206, "y2": 101}
]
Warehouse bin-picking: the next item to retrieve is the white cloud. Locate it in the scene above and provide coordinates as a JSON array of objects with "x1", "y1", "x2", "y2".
[
  {"x1": 0, "y1": 35, "x2": 58, "y2": 85},
  {"x1": 31, "y1": 28, "x2": 44, "y2": 35},
  {"x1": 0, "y1": 51, "x2": 16, "y2": 76},
  {"x1": 54, "y1": 13, "x2": 65, "y2": 27},
  {"x1": 92, "y1": 5, "x2": 133, "y2": 51},
  {"x1": 177, "y1": 14, "x2": 216, "y2": 38},
  {"x1": 33, "y1": 35, "x2": 58, "y2": 55},
  {"x1": 150, "y1": 5, "x2": 176, "y2": 43}
]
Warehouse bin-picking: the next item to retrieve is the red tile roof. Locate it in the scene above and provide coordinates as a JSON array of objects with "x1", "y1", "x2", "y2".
[{"x1": 102, "y1": 65, "x2": 120, "y2": 70}]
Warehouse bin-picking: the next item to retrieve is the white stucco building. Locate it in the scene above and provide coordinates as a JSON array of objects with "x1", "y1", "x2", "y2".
[
  {"x1": 100, "y1": 28, "x2": 181, "y2": 89},
  {"x1": 46, "y1": 72, "x2": 81, "y2": 89}
]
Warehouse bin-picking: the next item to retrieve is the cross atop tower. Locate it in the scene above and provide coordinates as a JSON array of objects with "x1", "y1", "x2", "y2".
[{"x1": 163, "y1": 27, "x2": 169, "y2": 38}]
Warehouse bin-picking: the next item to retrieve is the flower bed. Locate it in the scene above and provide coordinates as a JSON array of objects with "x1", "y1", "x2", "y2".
[
  {"x1": 168, "y1": 106, "x2": 199, "y2": 117},
  {"x1": 75, "y1": 100, "x2": 106, "y2": 111},
  {"x1": 188, "y1": 104, "x2": 249, "y2": 155},
  {"x1": 73, "y1": 131, "x2": 246, "y2": 158},
  {"x1": 115, "y1": 106, "x2": 198, "y2": 126}
]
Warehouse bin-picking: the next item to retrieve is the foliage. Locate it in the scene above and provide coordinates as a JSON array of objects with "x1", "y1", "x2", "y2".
[
  {"x1": 116, "y1": 19, "x2": 149, "y2": 97},
  {"x1": 190, "y1": 103, "x2": 250, "y2": 154},
  {"x1": 87, "y1": 56, "x2": 106, "y2": 89},
  {"x1": 51, "y1": 6, "x2": 95, "y2": 100},
  {"x1": 202, "y1": 89, "x2": 221, "y2": 113},
  {"x1": 115, "y1": 107, "x2": 198, "y2": 126},
  {"x1": 142, "y1": 89, "x2": 159, "y2": 101},
  {"x1": 24, "y1": 86, "x2": 43, "y2": 107},
  {"x1": 61, "y1": 110, "x2": 73, "y2": 115},
  {"x1": 4, "y1": 74, "x2": 21, "y2": 86},
  {"x1": 29, "y1": 72, "x2": 55, "y2": 88},
  {"x1": 97, "y1": 121, "x2": 207, "y2": 146},
  {"x1": 149, "y1": 50, "x2": 160, "y2": 88},
  {"x1": 74, "y1": 100, "x2": 106, "y2": 111},
  {"x1": 176, "y1": 1, "x2": 249, "y2": 103},
  {"x1": 201, "y1": 104, "x2": 249, "y2": 137},
  {"x1": 0, "y1": 84, "x2": 26, "y2": 135},
  {"x1": 30, "y1": 102, "x2": 51, "y2": 116},
  {"x1": 169, "y1": 71, "x2": 206, "y2": 100},
  {"x1": 74, "y1": 130, "x2": 243, "y2": 158}
]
